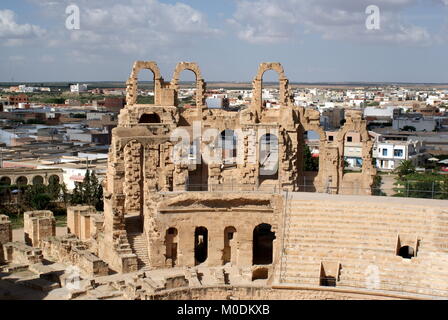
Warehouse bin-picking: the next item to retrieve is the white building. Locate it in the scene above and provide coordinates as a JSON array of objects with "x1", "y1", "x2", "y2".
[
  {"x1": 70, "y1": 84, "x2": 88, "y2": 93},
  {"x1": 373, "y1": 139, "x2": 425, "y2": 171}
]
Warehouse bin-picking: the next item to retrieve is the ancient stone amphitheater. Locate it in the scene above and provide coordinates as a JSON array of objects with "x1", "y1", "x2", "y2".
[{"x1": 1, "y1": 61, "x2": 448, "y2": 300}]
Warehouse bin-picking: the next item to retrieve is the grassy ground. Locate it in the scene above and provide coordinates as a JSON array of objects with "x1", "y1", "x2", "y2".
[{"x1": 6, "y1": 214, "x2": 66, "y2": 229}]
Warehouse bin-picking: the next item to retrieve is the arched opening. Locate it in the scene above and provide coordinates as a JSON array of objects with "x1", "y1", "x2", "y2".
[
  {"x1": 139, "y1": 113, "x2": 161, "y2": 124},
  {"x1": 252, "y1": 267, "x2": 269, "y2": 281},
  {"x1": 222, "y1": 226, "x2": 236, "y2": 265},
  {"x1": 0, "y1": 177, "x2": 11, "y2": 186},
  {"x1": 194, "y1": 227, "x2": 208, "y2": 266},
  {"x1": 165, "y1": 228, "x2": 178, "y2": 268},
  {"x1": 32, "y1": 175, "x2": 44, "y2": 185},
  {"x1": 301, "y1": 130, "x2": 320, "y2": 192},
  {"x1": 398, "y1": 246, "x2": 415, "y2": 259},
  {"x1": 253, "y1": 224, "x2": 276, "y2": 265},
  {"x1": 136, "y1": 69, "x2": 155, "y2": 105},
  {"x1": 259, "y1": 133, "x2": 279, "y2": 189},
  {"x1": 175, "y1": 69, "x2": 198, "y2": 108},
  {"x1": 343, "y1": 131, "x2": 363, "y2": 171},
  {"x1": 48, "y1": 175, "x2": 60, "y2": 185},
  {"x1": 187, "y1": 139, "x2": 209, "y2": 191},
  {"x1": 219, "y1": 130, "x2": 237, "y2": 165},
  {"x1": 16, "y1": 176, "x2": 28, "y2": 186},
  {"x1": 261, "y1": 70, "x2": 281, "y2": 109}
]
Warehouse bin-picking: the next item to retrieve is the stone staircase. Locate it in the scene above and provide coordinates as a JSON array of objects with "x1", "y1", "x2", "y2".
[
  {"x1": 125, "y1": 214, "x2": 150, "y2": 270},
  {"x1": 277, "y1": 195, "x2": 448, "y2": 297}
]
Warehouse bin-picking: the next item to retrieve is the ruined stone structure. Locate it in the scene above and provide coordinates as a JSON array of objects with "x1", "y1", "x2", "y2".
[
  {"x1": 2, "y1": 61, "x2": 448, "y2": 300},
  {"x1": 0, "y1": 215, "x2": 12, "y2": 265},
  {"x1": 98, "y1": 61, "x2": 376, "y2": 274},
  {"x1": 24, "y1": 211, "x2": 56, "y2": 247}
]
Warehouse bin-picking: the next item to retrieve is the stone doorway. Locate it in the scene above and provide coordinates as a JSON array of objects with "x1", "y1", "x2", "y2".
[{"x1": 252, "y1": 224, "x2": 276, "y2": 265}]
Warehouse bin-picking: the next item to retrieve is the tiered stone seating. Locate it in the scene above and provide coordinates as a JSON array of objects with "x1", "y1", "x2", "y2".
[{"x1": 279, "y1": 193, "x2": 448, "y2": 298}]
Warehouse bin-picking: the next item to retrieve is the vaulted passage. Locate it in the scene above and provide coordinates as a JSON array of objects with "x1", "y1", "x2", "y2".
[
  {"x1": 222, "y1": 226, "x2": 236, "y2": 265},
  {"x1": 195, "y1": 227, "x2": 208, "y2": 265},
  {"x1": 253, "y1": 224, "x2": 276, "y2": 265},
  {"x1": 139, "y1": 113, "x2": 161, "y2": 124},
  {"x1": 165, "y1": 228, "x2": 178, "y2": 267}
]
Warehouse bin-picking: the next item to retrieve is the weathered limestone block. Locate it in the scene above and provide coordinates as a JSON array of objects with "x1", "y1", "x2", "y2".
[
  {"x1": 0, "y1": 215, "x2": 12, "y2": 245},
  {"x1": 40, "y1": 235, "x2": 109, "y2": 277},
  {"x1": 3, "y1": 242, "x2": 44, "y2": 265},
  {"x1": 0, "y1": 215, "x2": 12, "y2": 265},
  {"x1": 24, "y1": 210, "x2": 56, "y2": 247},
  {"x1": 68, "y1": 205, "x2": 100, "y2": 241}
]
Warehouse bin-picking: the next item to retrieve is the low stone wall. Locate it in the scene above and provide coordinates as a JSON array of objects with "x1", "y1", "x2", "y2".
[
  {"x1": 40, "y1": 235, "x2": 109, "y2": 277},
  {"x1": 67, "y1": 206, "x2": 103, "y2": 241},
  {"x1": 24, "y1": 210, "x2": 55, "y2": 247},
  {"x1": 0, "y1": 215, "x2": 12, "y2": 265},
  {"x1": 145, "y1": 286, "x2": 406, "y2": 301},
  {"x1": 3, "y1": 242, "x2": 44, "y2": 265}
]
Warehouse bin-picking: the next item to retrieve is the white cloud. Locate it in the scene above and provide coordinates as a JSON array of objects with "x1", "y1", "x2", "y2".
[
  {"x1": 0, "y1": 9, "x2": 45, "y2": 41},
  {"x1": 229, "y1": 0, "x2": 432, "y2": 45},
  {"x1": 28, "y1": 0, "x2": 220, "y2": 58}
]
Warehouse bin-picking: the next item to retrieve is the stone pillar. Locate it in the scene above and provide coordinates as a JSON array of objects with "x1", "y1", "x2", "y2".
[
  {"x1": 0, "y1": 215, "x2": 12, "y2": 264},
  {"x1": 24, "y1": 211, "x2": 56, "y2": 247}
]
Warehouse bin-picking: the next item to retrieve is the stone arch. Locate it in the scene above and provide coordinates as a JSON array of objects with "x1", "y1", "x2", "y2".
[
  {"x1": 165, "y1": 227, "x2": 178, "y2": 267},
  {"x1": 139, "y1": 113, "x2": 161, "y2": 124},
  {"x1": 194, "y1": 226, "x2": 208, "y2": 265},
  {"x1": 126, "y1": 61, "x2": 164, "y2": 106},
  {"x1": 171, "y1": 62, "x2": 206, "y2": 108},
  {"x1": 32, "y1": 175, "x2": 44, "y2": 185},
  {"x1": 219, "y1": 129, "x2": 238, "y2": 165},
  {"x1": 336, "y1": 110, "x2": 376, "y2": 195},
  {"x1": 251, "y1": 62, "x2": 291, "y2": 113},
  {"x1": 48, "y1": 175, "x2": 60, "y2": 185},
  {"x1": 16, "y1": 176, "x2": 28, "y2": 186},
  {"x1": 222, "y1": 226, "x2": 237, "y2": 265},
  {"x1": 259, "y1": 133, "x2": 279, "y2": 187},
  {"x1": 0, "y1": 177, "x2": 11, "y2": 185},
  {"x1": 253, "y1": 223, "x2": 276, "y2": 265}
]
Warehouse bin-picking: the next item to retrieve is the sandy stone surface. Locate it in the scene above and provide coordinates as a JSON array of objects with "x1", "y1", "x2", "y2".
[{"x1": 12, "y1": 227, "x2": 67, "y2": 243}]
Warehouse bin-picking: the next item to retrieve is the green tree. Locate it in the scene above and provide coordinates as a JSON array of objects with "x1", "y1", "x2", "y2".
[
  {"x1": 304, "y1": 145, "x2": 319, "y2": 171},
  {"x1": 70, "y1": 170, "x2": 103, "y2": 211},
  {"x1": 395, "y1": 160, "x2": 416, "y2": 179}
]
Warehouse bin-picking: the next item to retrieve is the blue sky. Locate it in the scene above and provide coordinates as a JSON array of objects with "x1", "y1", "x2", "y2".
[{"x1": 1, "y1": 0, "x2": 448, "y2": 83}]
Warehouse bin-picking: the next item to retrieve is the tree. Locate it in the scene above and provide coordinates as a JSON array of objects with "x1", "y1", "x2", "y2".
[
  {"x1": 23, "y1": 184, "x2": 52, "y2": 210},
  {"x1": 70, "y1": 170, "x2": 103, "y2": 211},
  {"x1": 402, "y1": 126, "x2": 416, "y2": 132},
  {"x1": 395, "y1": 160, "x2": 416, "y2": 179},
  {"x1": 304, "y1": 145, "x2": 319, "y2": 172}
]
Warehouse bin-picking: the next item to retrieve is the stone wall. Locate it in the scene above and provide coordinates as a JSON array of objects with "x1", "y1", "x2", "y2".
[
  {"x1": 40, "y1": 235, "x2": 109, "y2": 277},
  {"x1": 0, "y1": 215, "x2": 12, "y2": 265},
  {"x1": 24, "y1": 210, "x2": 56, "y2": 247},
  {"x1": 3, "y1": 242, "x2": 43, "y2": 265},
  {"x1": 67, "y1": 206, "x2": 103, "y2": 241}
]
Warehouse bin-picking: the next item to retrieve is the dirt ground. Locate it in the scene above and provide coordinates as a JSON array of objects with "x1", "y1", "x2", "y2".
[{"x1": 12, "y1": 227, "x2": 67, "y2": 243}]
